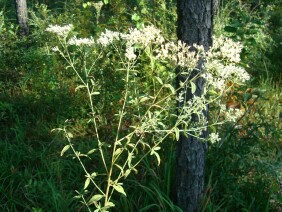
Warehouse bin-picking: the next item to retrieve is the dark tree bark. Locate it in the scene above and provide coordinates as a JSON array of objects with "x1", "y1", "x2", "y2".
[
  {"x1": 174, "y1": 0, "x2": 213, "y2": 211},
  {"x1": 15, "y1": 0, "x2": 29, "y2": 36}
]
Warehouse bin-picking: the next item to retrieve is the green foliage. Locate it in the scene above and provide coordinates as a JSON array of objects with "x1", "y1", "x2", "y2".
[
  {"x1": 0, "y1": 0, "x2": 281, "y2": 211},
  {"x1": 204, "y1": 78, "x2": 281, "y2": 211},
  {"x1": 216, "y1": 1, "x2": 281, "y2": 79}
]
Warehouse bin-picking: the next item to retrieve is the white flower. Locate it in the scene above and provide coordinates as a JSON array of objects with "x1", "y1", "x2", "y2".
[
  {"x1": 176, "y1": 91, "x2": 185, "y2": 103},
  {"x1": 51, "y1": 46, "x2": 60, "y2": 52},
  {"x1": 234, "y1": 66, "x2": 250, "y2": 82},
  {"x1": 156, "y1": 41, "x2": 201, "y2": 68},
  {"x1": 97, "y1": 29, "x2": 121, "y2": 47},
  {"x1": 210, "y1": 36, "x2": 243, "y2": 63},
  {"x1": 204, "y1": 58, "x2": 250, "y2": 89},
  {"x1": 220, "y1": 104, "x2": 226, "y2": 111},
  {"x1": 122, "y1": 25, "x2": 165, "y2": 47},
  {"x1": 209, "y1": 132, "x2": 221, "y2": 143},
  {"x1": 125, "y1": 46, "x2": 136, "y2": 61},
  {"x1": 46, "y1": 24, "x2": 73, "y2": 37},
  {"x1": 202, "y1": 71, "x2": 225, "y2": 92},
  {"x1": 68, "y1": 36, "x2": 95, "y2": 46},
  {"x1": 222, "y1": 107, "x2": 244, "y2": 122}
]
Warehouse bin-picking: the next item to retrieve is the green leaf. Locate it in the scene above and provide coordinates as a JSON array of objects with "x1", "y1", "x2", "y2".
[
  {"x1": 190, "y1": 81, "x2": 196, "y2": 94},
  {"x1": 103, "y1": 0, "x2": 109, "y2": 4},
  {"x1": 153, "y1": 146, "x2": 161, "y2": 151},
  {"x1": 131, "y1": 13, "x2": 140, "y2": 21},
  {"x1": 113, "y1": 184, "x2": 126, "y2": 196},
  {"x1": 88, "y1": 194, "x2": 104, "y2": 205},
  {"x1": 154, "y1": 151, "x2": 161, "y2": 166},
  {"x1": 84, "y1": 177, "x2": 90, "y2": 189},
  {"x1": 164, "y1": 84, "x2": 175, "y2": 94},
  {"x1": 66, "y1": 132, "x2": 73, "y2": 138},
  {"x1": 104, "y1": 201, "x2": 115, "y2": 209},
  {"x1": 155, "y1": 76, "x2": 163, "y2": 85},
  {"x1": 113, "y1": 148, "x2": 123, "y2": 158},
  {"x1": 87, "y1": 149, "x2": 96, "y2": 155},
  {"x1": 141, "y1": 8, "x2": 148, "y2": 14},
  {"x1": 91, "y1": 92, "x2": 100, "y2": 96},
  {"x1": 139, "y1": 96, "x2": 150, "y2": 103},
  {"x1": 224, "y1": 26, "x2": 237, "y2": 33},
  {"x1": 60, "y1": 145, "x2": 70, "y2": 156},
  {"x1": 246, "y1": 37, "x2": 257, "y2": 45},
  {"x1": 175, "y1": 127, "x2": 180, "y2": 141},
  {"x1": 91, "y1": 172, "x2": 97, "y2": 178},
  {"x1": 114, "y1": 164, "x2": 124, "y2": 174},
  {"x1": 124, "y1": 169, "x2": 131, "y2": 178}
]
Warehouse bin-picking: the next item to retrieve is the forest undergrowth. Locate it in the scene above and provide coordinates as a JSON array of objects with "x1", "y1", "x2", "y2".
[{"x1": 0, "y1": 0, "x2": 281, "y2": 211}]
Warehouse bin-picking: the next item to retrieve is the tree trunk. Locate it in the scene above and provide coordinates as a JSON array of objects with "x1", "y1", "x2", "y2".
[
  {"x1": 174, "y1": 0, "x2": 213, "y2": 211},
  {"x1": 15, "y1": 0, "x2": 29, "y2": 36}
]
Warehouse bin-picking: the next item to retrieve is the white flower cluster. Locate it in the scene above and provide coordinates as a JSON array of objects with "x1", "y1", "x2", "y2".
[
  {"x1": 156, "y1": 41, "x2": 201, "y2": 68},
  {"x1": 46, "y1": 24, "x2": 73, "y2": 37},
  {"x1": 121, "y1": 25, "x2": 165, "y2": 46},
  {"x1": 203, "y1": 60, "x2": 250, "y2": 92},
  {"x1": 96, "y1": 25, "x2": 165, "y2": 61},
  {"x1": 223, "y1": 65, "x2": 250, "y2": 82},
  {"x1": 68, "y1": 36, "x2": 95, "y2": 46},
  {"x1": 209, "y1": 132, "x2": 221, "y2": 144},
  {"x1": 184, "y1": 95, "x2": 207, "y2": 114},
  {"x1": 96, "y1": 29, "x2": 121, "y2": 47},
  {"x1": 202, "y1": 72, "x2": 225, "y2": 92},
  {"x1": 95, "y1": 25, "x2": 206, "y2": 65},
  {"x1": 203, "y1": 36, "x2": 250, "y2": 91},
  {"x1": 209, "y1": 36, "x2": 243, "y2": 63},
  {"x1": 125, "y1": 46, "x2": 136, "y2": 61},
  {"x1": 51, "y1": 46, "x2": 60, "y2": 52},
  {"x1": 220, "y1": 104, "x2": 244, "y2": 122}
]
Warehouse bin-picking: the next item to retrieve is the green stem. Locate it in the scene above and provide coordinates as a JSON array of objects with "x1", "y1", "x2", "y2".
[
  {"x1": 86, "y1": 85, "x2": 108, "y2": 174},
  {"x1": 104, "y1": 61, "x2": 131, "y2": 206}
]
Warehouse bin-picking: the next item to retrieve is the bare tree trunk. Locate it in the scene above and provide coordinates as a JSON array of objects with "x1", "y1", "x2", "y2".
[
  {"x1": 174, "y1": 0, "x2": 213, "y2": 211},
  {"x1": 15, "y1": 0, "x2": 29, "y2": 36}
]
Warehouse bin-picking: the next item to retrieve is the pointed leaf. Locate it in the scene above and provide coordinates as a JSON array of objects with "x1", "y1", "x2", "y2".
[
  {"x1": 114, "y1": 164, "x2": 124, "y2": 175},
  {"x1": 139, "y1": 96, "x2": 150, "y2": 103},
  {"x1": 164, "y1": 84, "x2": 176, "y2": 94},
  {"x1": 88, "y1": 194, "x2": 104, "y2": 205},
  {"x1": 104, "y1": 201, "x2": 115, "y2": 209},
  {"x1": 155, "y1": 76, "x2": 163, "y2": 85},
  {"x1": 66, "y1": 132, "x2": 73, "y2": 138},
  {"x1": 84, "y1": 177, "x2": 90, "y2": 189},
  {"x1": 61, "y1": 145, "x2": 70, "y2": 156},
  {"x1": 113, "y1": 184, "x2": 126, "y2": 196},
  {"x1": 175, "y1": 127, "x2": 180, "y2": 141},
  {"x1": 124, "y1": 169, "x2": 131, "y2": 178},
  {"x1": 75, "y1": 85, "x2": 86, "y2": 92},
  {"x1": 113, "y1": 148, "x2": 123, "y2": 158},
  {"x1": 154, "y1": 152, "x2": 161, "y2": 166},
  {"x1": 190, "y1": 81, "x2": 196, "y2": 94},
  {"x1": 91, "y1": 92, "x2": 100, "y2": 96},
  {"x1": 153, "y1": 146, "x2": 161, "y2": 151}
]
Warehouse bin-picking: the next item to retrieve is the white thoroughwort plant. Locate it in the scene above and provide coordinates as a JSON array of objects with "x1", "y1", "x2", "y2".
[{"x1": 47, "y1": 24, "x2": 250, "y2": 211}]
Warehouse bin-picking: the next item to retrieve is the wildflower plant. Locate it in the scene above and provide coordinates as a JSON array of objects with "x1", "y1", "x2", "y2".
[{"x1": 46, "y1": 24, "x2": 250, "y2": 211}]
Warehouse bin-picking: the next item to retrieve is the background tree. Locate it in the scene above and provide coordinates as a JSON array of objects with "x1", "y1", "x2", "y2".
[
  {"x1": 15, "y1": 0, "x2": 29, "y2": 36},
  {"x1": 174, "y1": 0, "x2": 213, "y2": 211}
]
